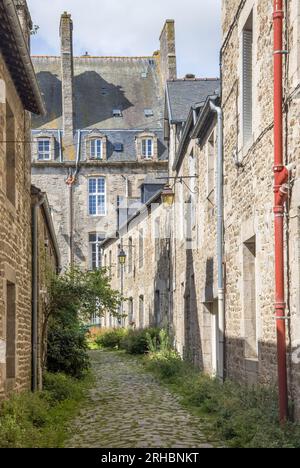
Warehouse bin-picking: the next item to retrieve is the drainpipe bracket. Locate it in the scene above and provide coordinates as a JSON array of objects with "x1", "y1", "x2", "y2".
[
  {"x1": 273, "y1": 50, "x2": 289, "y2": 55},
  {"x1": 273, "y1": 165, "x2": 284, "y2": 173},
  {"x1": 273, "y1": 11, "x2": 284, "y2": 20}
]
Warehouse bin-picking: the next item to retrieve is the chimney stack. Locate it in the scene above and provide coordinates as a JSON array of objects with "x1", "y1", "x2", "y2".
[
  {"x1": 159, "y1": 20, "x2": 177, "y2": 87},
  {"x1": 14, "y1": 0, "x2": 32, "y2": 49},
  {"x1": 60, "y1": 12, "x2": 75, "y2": 160}
]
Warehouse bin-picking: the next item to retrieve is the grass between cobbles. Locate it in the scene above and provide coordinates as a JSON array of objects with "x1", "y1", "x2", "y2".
[
  {"x1": 139, "y1": 353, "x2": 300, "y2": 448},
  {"x1": 0, "y1": 371, "x2": 93, "y2": 448}
]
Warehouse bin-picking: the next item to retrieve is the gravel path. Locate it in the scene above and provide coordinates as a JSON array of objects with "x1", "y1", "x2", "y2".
[{"x1": 66, "y1": 350, "x2": 214, "y2": 448}]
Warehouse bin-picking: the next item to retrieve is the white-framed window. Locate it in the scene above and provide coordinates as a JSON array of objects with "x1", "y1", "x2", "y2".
[
  {"x1": 90, "y1": 139, "x2": 102, "y2": 159},
  {"x1": 88, "y1": 177, "x2": 106, "y2": 216},
  {"x1": 89, "y1": 233, "x2": 105, "y2": 270},
  {"x1": 37, "y1": 138, "x2": 51, "y2": 160},
  {"x1": 142, "y1": 138, "x2": 153, "y2": 158}
]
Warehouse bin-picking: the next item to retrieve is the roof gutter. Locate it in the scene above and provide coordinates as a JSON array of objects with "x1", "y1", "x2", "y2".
[
  {"x1": 191, "y1": 95, "x2": 219, "y2": 140},
  {"x1": 3, "y1": 0, "x2": 45, "y2": 115},
  {"x1": 172, "y1": 108, "x2": 194, "y2": 172}
]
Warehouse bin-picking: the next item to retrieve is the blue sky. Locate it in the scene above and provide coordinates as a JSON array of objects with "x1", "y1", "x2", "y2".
[{"x1": 27, "y1": 0, "x2": 221, "y2": 78}]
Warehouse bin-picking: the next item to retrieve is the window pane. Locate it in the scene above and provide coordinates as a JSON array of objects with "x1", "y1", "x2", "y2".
[
  {"x1": 98, "y1": 178, "x2": 105, "y2": 193},
  {"x1": 89, "y1": 178, "x2": 106, "y2": 215},
  {"x1": 38, "y1": 139, "x2": 51, "y2": 160},
  {"x1": 89, "y1": 178, "x2": 96, "y2": 194},
  {"x1": 97, "y1": 195, "x2": 105, "y2": 215},
  {"x1": 89, "y1": 195, "x2": 96, "y2": 215},
  {"x1": 91, "y1": 139, "x2": 102, "y2": 158}
]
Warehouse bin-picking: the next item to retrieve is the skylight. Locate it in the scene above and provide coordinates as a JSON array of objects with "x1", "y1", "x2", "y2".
[
  {"x1": 113, "y1": 109, "x2": 122, "y2": 117},
  {"x1": 144, "y1": 109, "x2": 154, "y2": 117},
  {"x1": 114, "y1": 143, "x2": 124, "y2": 152}
]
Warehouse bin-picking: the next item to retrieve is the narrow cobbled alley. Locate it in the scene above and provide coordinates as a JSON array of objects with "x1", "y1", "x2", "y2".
[{"x1": 66, "y1": 351, "x2": 213, "y2": 448}]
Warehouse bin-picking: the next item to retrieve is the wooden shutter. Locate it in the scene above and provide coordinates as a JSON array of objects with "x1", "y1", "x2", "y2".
[{"x1": 242, "y1": 27, "x2": 253, "y2": 145}]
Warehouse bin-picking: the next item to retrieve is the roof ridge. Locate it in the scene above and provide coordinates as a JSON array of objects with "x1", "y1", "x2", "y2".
[
  {"x1": 31, "y1": 55, "x2": 158, "y2": 60},
  {"x1": 167, "y1": 77, "x2": 220, "y2": 82}
]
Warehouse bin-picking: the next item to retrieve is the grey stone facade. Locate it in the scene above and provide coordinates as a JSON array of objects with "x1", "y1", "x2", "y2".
[{"x1": 31, "y1": 13, "x2": 174, "y2": 270}]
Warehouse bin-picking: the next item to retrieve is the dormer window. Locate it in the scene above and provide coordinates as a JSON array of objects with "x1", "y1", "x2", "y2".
[
  {"x1": 113, "y1": 109, "x2": 122, "y2": 118},
  {"x1": 85, "y1": 132, "x2": 107, "y2": 161},
  {"x1": 142, "y1": 138, "x2": 153, "y2": 159},
  {"x1": 90, "y1": 139, "x2": 102, "y2": 159},
  {"x1": 136, "y1": 132, "x2": 158, "y2": 161},
  {"x1": 38, "y1": 138, "x2": 51, "y2": 160}
]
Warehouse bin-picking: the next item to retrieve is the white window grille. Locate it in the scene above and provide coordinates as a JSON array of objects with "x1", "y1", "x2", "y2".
[{"x1": 89, "y1": 177, "x2": 106, "y2": 216}]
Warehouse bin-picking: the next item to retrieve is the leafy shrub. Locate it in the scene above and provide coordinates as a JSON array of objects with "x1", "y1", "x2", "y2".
[
  {"x1": 47, "y1": 312, "x2": 90, "y2": 379},
  {"x1": 95, "y1": 328, "x2": 127, "y2": 349},
  {"x1": 43, "y1": 372, "x2": 85, "y2": 403},
  {"x1": 144, "y1": 349, "x2": 300, "y2": 448},
  {"x1": 44, "y1": 267, "x2": 122, "y2": 378},
  {"x1": 120, "y1": 328, "x2": 161, "y2": 354},
  {"x1": 0, "y1": 372, "x2": 91, "y2": 448}
]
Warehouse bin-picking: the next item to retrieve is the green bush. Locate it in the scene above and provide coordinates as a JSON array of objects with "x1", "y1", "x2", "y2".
[
  {"x1": 43, "y1": 372, "x2": 85, "y2": 403},
  {"x1": 0, "y1": 372, "x2": 91, "y2": 448},
  {"x1": 95, "y1": 328, "x2": 127, "y2": 349},
  {"x1": 144, "y1": 350, "x2": 300, "y2": 448},
  {"x1": 47, "y1": 313, "x2": 90, "y2": 379},
  {"x1": 120, "y1": 328, "x2": 161, "y2": 354}
]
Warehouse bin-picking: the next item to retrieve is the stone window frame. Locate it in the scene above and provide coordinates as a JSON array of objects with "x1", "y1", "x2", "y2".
[
  {"x1": 33, "y1": 133, "x2": 56, "y2": 162},
  {"x1": 85, "y1": 131, "x2": 107, "y2": 161},
  {"x1": 136, "y1": 132, "x2": 158, "y2": 161}
]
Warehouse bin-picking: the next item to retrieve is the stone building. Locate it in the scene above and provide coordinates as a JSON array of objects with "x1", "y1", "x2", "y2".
[
  {"x1": 221, "y1": 0, "x2": 300, "y2": 417},
  {"x1": 101, "y1": 190, "x2": 170, "y2": 330},
  {"x1": 0, "y1": 0, "x2": 47, "y2": 396},
  {"x1": 101, "y1": 78, "x2": 219, "y2": 336},
  {"x1": 30, "y1": 13, "x2": 177, "y2": 271},
  {"x1": 165, "y1": 88, "x2": 221, "y2": 374}
]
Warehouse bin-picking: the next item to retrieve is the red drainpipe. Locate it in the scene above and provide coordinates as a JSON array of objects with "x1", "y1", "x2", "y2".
[{"x1": 273, "y1": 0, "x2": 288, "y2": 423}]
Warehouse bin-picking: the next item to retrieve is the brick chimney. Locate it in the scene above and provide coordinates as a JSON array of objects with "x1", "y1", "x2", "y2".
[
  {"x1": 60, "y1": 12, "x2": 75, "y2": 160},
  {"x1": 159, "y1": 20, "x2": 177, "y2": 87},
  {"x1": 14, "y1": 0, "x2": 32, "y2": 49}
]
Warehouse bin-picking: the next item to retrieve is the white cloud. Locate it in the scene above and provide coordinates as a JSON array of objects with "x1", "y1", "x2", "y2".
[{"x1": 27, "y1": 0, "x2": 221, "y2": 77}]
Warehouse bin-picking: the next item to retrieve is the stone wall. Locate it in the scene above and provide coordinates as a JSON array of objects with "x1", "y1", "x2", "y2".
[
  {"x1": 168, "y1": 119, "x2": 219, "y2": 374},
  {"x1": 221, "y1": 0, "x2": 300, "y2": 417},
  {"x1": 32, "y1": 162, "x2": 168, "y2": 270},
  {"x1": 0, "y1": 53, "x2": 32, "y2": 396},
  {"x1": 102, "y1": 197, "x2": 170, "y2": 331}
]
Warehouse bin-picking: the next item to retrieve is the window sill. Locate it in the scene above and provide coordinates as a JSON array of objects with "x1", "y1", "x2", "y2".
[{"x1": 88, "y1": 214, "x2": 107, "y2": 218}]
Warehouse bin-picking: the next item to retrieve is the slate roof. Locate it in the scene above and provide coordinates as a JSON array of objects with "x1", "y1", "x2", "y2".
[
  {"x1": 0, "y1": 1, "x2": 44, "y2": 114},
  {"x1": 31, "y1": 56, "x2": 164, "y2": 131},
  {"x1": 80, "y1": 129, "x2": 168, "y2": 161},
  {"x1": 166, "y1": 79, "x2": 220, "y2": 123}
]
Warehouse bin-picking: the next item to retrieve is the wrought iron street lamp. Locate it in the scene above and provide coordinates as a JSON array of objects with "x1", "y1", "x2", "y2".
[
  {"x1": 118, "y1": 248, "x2": 127, "y2": 265},
  {"x1": 161, "y1": 184, "x2": 175, "y2": 207}
]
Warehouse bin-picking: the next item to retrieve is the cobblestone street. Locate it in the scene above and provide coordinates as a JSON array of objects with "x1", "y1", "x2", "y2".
[{"x1": 66, "y1": 351, "x2": 213, "y2": 448}]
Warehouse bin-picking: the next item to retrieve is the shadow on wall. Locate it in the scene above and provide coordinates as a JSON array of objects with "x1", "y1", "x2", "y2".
[
  {"x1": 152, "y1": 239, "x2": 170, "y2": 329},
  {"x1": 32, "y1": 72, "x2": 62, "y2": 128},
  {"x1": 184, "y1": 248, "x2": 203, "y2": 370},
  {"x1": 75, "y1": 71, "x2": 133, "y2": 128},
  {"x1": 32, "y1": 71, "x2": 134, "y2": 129}
]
